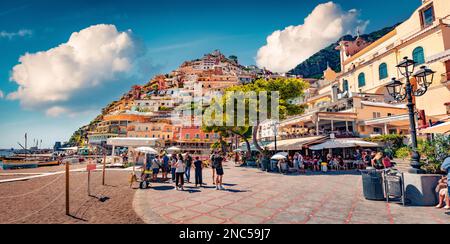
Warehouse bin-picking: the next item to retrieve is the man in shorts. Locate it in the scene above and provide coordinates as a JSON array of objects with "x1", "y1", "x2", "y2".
[{"x1": 213, "y1": 152, "x2": 225, "y2": 190}]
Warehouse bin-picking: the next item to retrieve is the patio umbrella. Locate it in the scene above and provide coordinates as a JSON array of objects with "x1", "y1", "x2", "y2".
[
  {"x1": 271, "y1": 154, "x2": 287, "y2": 160},
  {"x1": 309, "y1": 139, "x2": 379, "y2": 151},
  {"x1": 135, "y1": 147, "x2": 158, "y2": 155},
  {"x1": 167, "y1": 146, "x2": 182, "y2": 153},
  {"x1": 421, "y1": 121, "x2": 450, "y2": 134},
  {"x1": 277, "y1": 152, "x2": 289, "y2": 157},
  {"x1": 309, "y1": 140, "x2": 354, "y2": 150}
]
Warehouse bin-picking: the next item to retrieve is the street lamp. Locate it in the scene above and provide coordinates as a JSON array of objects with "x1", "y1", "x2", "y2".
[
  {"x1": 385, "y1": 57, "x2": 435, "y2": 174},
  {"x1": 273, "y1": 121, "x2": 280, "y2": 153}
]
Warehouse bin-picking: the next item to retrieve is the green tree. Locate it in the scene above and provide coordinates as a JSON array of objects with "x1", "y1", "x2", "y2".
[{"x1": 202, "y1": 77, "x2": 309, "y2": 155}]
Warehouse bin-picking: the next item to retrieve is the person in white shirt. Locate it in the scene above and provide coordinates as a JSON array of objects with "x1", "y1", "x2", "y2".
[{"x1": 175, "y1": 154, "x2": 186, "y2": 191}]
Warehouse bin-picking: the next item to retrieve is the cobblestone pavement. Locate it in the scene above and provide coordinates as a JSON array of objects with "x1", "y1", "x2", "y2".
[{"x1": 133, "y1": 162, "x2": 450, "y2": 224}]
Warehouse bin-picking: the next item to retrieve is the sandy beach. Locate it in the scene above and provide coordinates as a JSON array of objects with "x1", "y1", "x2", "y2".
[{"x1": 0, "y1": 166, "x2": 143, "y2": 224}]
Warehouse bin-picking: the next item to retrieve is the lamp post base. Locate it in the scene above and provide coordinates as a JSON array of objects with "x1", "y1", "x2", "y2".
[
  {"x1": 408, "y1": 151, "x2": 424, "y2": 174},
  {"x1": 408, "y1": 167, "x2": 425, "y2": 174}
]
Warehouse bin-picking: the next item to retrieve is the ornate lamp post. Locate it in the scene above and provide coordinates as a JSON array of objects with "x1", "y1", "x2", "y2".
[
  {"x1": 273, "y1": 121, "x2": 280, "y2": 153},
  {"x1": 385, "y1": 57, "x2": 435, "y2": 174}
]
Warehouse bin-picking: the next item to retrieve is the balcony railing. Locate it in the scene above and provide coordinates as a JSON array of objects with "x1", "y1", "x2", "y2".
[{"x1": 279, "y1": 130, "x2": 356, "y2": 140}]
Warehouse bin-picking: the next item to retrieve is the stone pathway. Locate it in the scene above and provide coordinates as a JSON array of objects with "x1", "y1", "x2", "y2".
[{"x1": 133, "y1": 163, "x2": 450, "y2": 224}]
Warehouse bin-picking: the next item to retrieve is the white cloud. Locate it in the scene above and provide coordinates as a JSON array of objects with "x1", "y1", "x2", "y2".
[
  {"x1": 45, "y1": 106, "x2": 69, "y2": 117},
  {"x1": 8, "y1": 24, "x2": 140, "y2": 116},
  {"x1": 256, "y1": 1, "x2": 369, "y2": 73},
  {"x1": 0, "y1": 90, "x2": 4, "y2": 99},
  {"x1": 0, "y1": 29, "x2": 33, "y2": 39}
]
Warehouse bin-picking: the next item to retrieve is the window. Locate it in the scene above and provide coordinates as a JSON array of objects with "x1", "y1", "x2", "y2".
[
  {"x1": 373, "y1": 112, "x2": 381, "y2": 118},
  {"x1": 421, "y1": 5, "x2": 435, "y2": 27},
  {"x1": 342, "y1": 80, "x2": 349, "y2": 92},
  {"x1": 378, "y1": 63, "x2": 388, "y2": 80},
  {"x1": 413, "y1": 47, "x2": 425, "y2": 65},
  {"x1": 373, "y1": 127, "x2": 382, "y2": 134},
  {"x1": 358, "y1": 73, "x2": 366, "y2": 88},
  {"x1": 185, "y1": 134, "x2": 190, "y2": 139}
]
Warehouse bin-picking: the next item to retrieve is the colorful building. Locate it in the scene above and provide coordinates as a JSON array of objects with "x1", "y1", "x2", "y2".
[{"x1": 336, "y1": 0, "x2": 450, "y2": 120}]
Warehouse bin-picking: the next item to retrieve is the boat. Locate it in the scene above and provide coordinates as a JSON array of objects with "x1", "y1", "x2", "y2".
[
  {"x1": 37, "y1": 160, "x2": 61, "y2": 167},
  {"x1": 1, "y1": 157, "x2": 39, "y2": 170}
]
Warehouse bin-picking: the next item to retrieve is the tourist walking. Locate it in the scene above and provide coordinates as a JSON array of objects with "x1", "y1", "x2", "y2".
[
  {"x1": 162, "y1": 153, "x2": 170, "y2": 180},
  {"x1": 171, "y1": 155, "x2": 178, "y2": 183},
  {"x1": 175, "y1": 154, "x2": 186, "y2": 191},
  {"x1": 213, "y1": 152, "x2": 225, "y2": 190},
  {"x1": 151, "y1": 155, "x2": 161, "y2": 181},
  {"x1": 185, "y1": 153, "x2": 193, "y2": 183},
  {"x1": 194, "y1": 156, "x2": 203, "y2": 188}
]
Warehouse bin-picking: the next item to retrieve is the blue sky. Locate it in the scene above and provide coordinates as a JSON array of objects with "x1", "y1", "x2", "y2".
[{"x1": 0, "y1": 0, "x2": 419, "y2": 149}]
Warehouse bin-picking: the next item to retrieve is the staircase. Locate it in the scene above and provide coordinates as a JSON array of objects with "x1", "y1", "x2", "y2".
[{"x1": 393, "y1": 159, "x2": 412, "y2": 172}]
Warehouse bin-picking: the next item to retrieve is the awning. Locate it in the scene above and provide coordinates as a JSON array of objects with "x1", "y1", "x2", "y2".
[
  {"x1": 107, "y1": 137, "x2": 160, "y2": 147},
  {"x1": 420, "y1": 121, "x2": 450, "y2": 134},
  {"x1": 310, "y1": 138, "x2": 380, "y2": 150},
  {"x1": 238, "y1": 141, "x2": 272, "y2": 152},
  {"x1": 267, "y1": 136, "x2": 326, "y2": 151},
  {"x1": 427, "y1": 49, "x2": 450, "y2": 64}
]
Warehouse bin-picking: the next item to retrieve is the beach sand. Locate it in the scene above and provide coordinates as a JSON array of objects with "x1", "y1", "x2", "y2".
[{"x1": 0, "y1": 169, "x2": 144, "y2": 224}]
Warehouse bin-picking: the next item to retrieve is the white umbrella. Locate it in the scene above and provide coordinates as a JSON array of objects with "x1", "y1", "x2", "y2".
[
  {"x1": 421, "y1": 121, "x2": 450, "y2": 134},
  {"x1": 167, "y1": 146, "x2": 182, "y2": 153},
  {"x1": 310, "y1": 140, "x2": 353, "y2": 150},
  {"x1": 135, "y1": 147, "x2": 158, "y2": 155},
  {"x1": 271, "y1": 154, "x2": 287, "y2": 160}
]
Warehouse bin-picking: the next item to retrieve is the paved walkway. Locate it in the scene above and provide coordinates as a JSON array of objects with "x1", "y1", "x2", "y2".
[{"x1": 133, "y1": 163, "x2": 450, "y2": 224}]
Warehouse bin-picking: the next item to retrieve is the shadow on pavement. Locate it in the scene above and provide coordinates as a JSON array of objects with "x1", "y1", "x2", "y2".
[
  {"x1": 223, "y1": 183, "x2": 237, "y2": 187},
  {"x1": 152, "y1": 186, "x2": 175, "y2": 191},
  {"x1": 225, "y1": 189, "x2": 248, "y2": 193}
]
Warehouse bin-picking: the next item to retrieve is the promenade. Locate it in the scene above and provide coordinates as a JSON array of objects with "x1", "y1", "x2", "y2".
[{"x1": 134, "y1": 162, "x2": 450, "y2": 224}]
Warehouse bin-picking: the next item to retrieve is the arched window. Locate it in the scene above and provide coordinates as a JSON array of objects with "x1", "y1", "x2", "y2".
[
  {"x1": 358, "y1": 73, "x2": 366, "y2": 88},
  {"x1": 413, "y1": 47, "x2": 425, "y2": 65},
  {"x1": 378, "y1": 63, "x2": 388, "y2": 80},
  {"x1": 342, "y1": 80, "x2": 349, "y2": 92}
]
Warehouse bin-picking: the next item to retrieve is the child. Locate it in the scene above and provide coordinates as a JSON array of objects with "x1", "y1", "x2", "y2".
[{"x1": 435, "y1": 176, "x2": 449, "y2": 209}]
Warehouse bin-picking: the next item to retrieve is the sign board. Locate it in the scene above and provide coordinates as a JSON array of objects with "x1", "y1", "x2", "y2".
[{"x1": 87, "y1": 164, "x2": 97, "y2": 171}]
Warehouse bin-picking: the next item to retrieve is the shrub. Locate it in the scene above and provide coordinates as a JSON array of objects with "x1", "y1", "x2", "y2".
[
  {"x1": 419, "y1": 135, "x2": 450, "y2": 173},
  {"x1": 395, "y1": 147, "x2": 411, "y2": 160}
]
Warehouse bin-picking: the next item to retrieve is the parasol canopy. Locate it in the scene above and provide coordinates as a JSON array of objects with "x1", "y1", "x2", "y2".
[
  {"x1": 310, "y1": 139, "x2": 379, "y2": 150},
  {"x1": 135, "y1": 147, "x2": 158, "y2": 155},
  {"x1": 271, "y1": 154, "x2": 287, "y2": 160},
  {"x1": 421, "y1": 121, "x2": 450, "y2": 134}
]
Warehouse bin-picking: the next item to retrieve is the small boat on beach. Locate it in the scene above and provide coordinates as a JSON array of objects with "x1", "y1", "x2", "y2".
[{"x1": 1, "y1": 158, "x2": 39, "y2": 170}]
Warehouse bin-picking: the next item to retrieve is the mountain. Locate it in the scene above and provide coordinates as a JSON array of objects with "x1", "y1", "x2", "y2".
[{"x1": 289, "y1": 24, "x2": 400, "y2": 79}]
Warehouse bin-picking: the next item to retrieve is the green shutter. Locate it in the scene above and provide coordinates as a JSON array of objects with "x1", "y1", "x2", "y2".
[
  {"x1": 413, "y1": 47, "x2": 425, "y2": 65},
  {"x1": 358, "y1": 73, "x2": 366, "y2": 88},
  {"x1": 379, "y1": 63, "x2": 388, "y2": 80}
]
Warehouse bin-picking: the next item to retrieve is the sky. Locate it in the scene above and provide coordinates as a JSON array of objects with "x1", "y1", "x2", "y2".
[{"x1": 0, "y1": 0, "x2": 420, "y2": 149}]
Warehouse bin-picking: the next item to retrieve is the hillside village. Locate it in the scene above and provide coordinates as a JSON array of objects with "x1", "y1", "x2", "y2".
[{"x1": 70, "y1": 50, "x2": 289, "y2": 158}]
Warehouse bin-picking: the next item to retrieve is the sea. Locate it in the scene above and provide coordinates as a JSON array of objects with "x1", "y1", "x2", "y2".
[{"x1": 0, "y1": 150, "x2": 13, "y2": 158}]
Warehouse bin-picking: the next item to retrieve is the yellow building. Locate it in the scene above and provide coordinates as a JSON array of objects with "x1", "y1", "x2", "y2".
[
  {"x1": 336, "y1": 0, "x2": 450, "y2": 120},
  {"x1": 127, "y1": 122, "x2": 174, "y2": 142}
]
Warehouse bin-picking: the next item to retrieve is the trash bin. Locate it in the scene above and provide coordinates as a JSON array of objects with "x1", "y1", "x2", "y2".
[
  {"x1": 361, "y1": 169, "x2": 385, "y2": 201},
  {"x1": 383, "y1": 169, "x2": 405, "y2": 206}
]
